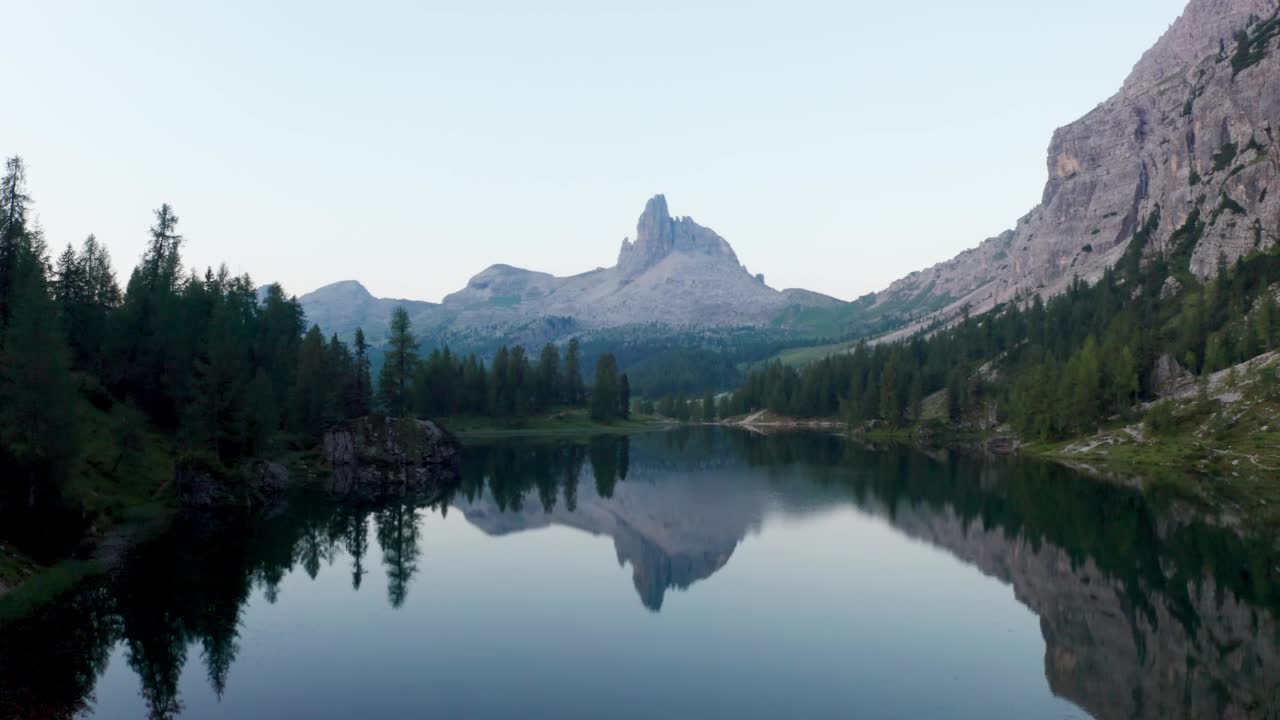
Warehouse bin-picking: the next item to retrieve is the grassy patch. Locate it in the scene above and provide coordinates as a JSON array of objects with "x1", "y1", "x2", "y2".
[
  {"x1": 1024, "y1": 366, "x2": 1280, "y2": 538},
  {"x1": 71, "y1": 403, "x2": 177, "y2": 531},
  {"x1": 444, "y1": 408, "x2": 669, "y2": 438},
  {"x1": 0, "y1": 559, "x2": 102, "y2": 626}
]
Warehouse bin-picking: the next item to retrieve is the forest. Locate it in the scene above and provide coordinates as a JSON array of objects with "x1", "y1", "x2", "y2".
[
  {"x1": 728, "y1": 208, "x2": 1280, "y2": 438},
  {"x1": 0, "y1": 156, "x2": 630, "y2": 549}
]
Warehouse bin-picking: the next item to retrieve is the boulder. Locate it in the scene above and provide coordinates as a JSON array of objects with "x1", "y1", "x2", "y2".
[
  {"x1": 175, "y1": 457, "x2": 290, "y2": 508},
  {"x1": 322, "y1": 416, "x2": 461, "y2": 498},
  {"x1": 1151, "y1": 354, "x2": 1194, "y2": 398}
]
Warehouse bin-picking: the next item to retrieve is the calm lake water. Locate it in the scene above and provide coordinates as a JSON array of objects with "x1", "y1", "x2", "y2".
[{"x1": 2, "y1": 428, "x2": 1278, "y2": 719}]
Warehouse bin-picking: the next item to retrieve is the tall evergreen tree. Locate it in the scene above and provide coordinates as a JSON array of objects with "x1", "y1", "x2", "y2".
[
  {"x1": 618, "y1": 373, "x2": 631, "y2": 420},
  {"x1": 535, "y1": 343, "x2": 562, "y2": 412},
  {"x1": 377, "y1": 307, "x2": 419, "y2": 417},
  {"x1": 590, "y1": 353, "x2": 620, "y2": 422},
  {"x1": 351, "y1": 328, "x2": 373, "y2": 417},
  {"x1": 0, "y1": 245, "x2": 80, "y2": 509},
  {"x1": 565, "y1": 337, "x2": 583, "y2": 405}
]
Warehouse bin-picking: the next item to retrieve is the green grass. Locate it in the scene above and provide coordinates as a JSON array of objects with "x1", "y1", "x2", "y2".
[
  {"x1": 443, "y1": 408, "x2": 670, "y2": 438},
  {"x1": 0, "y1": 559, "x2": 103, "y2": 625},
  {"x1": 0, "y1": 402, "x2": 178, "y2": 621},
  {"x1": 772, "y1": 338, "x2": 861, "y2": 367},
  {"x1": 71, "y1": 403, "x2": 178, "y2": 532},
  {"x1": 1020, "y1": 370, "x2": 1280, "y2": 537}
]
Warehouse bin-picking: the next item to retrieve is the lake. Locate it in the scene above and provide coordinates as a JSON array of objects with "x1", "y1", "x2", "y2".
[{"x1": 2, "y1": 428, "x2": 1277, "y2": 719}]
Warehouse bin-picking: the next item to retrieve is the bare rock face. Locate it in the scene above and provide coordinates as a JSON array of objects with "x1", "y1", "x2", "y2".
[
  {"x1": 616, "y1": 194, "x2": 740, "y2": 278},
  {"x1": 1151, "y1": 353, "x2": 1196, "y2": 396},
  {"x1": 322, "y1": 416, "x2": 461, "y2": 498},
  {"x1": 874, "y1": 0, "x2": 1280, "y2": 341},
  {"x1": 174, "y1": 458, "x2": 290, "y2": 508}
]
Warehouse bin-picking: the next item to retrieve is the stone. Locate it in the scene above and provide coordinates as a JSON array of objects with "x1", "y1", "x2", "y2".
[
  {"x1": 175, "y1": 458, "x2": 290, "y2": 508},
  {"x1": 1151, "y1": 353, "x2": 1195, "y2": 397},
  {"x1": 322, "y1": 416, "x2": 461, "y2": 499}
]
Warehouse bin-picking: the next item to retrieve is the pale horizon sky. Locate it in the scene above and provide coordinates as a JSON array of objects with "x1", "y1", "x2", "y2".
[{"x1": 2, "y1": 1, "x2": 1187, "y2": 303}]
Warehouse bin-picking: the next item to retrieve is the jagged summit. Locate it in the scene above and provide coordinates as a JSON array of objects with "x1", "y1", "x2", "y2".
[
  {"x1": 299, "y1": 194, "x2": 844, "y2": 348},
  {"x1": 616, "y1": 194, "x2": 740, "y2": 278}
]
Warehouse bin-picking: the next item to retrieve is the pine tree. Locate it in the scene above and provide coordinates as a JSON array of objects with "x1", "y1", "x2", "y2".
[
  {"x1": 535, "y1": 343, "x2": 561, "y2": 412},
  {"x1": 377, "y1": 307, "x2": 419, "y2": 417},
  {"x1": 564, "y1": 337, "x2": 583, "y2": 405},
  {"x1": 0, "y1": 156, "x2": 33, "y2": 329},
  {"x1": 590, "y1": 353, "x2": 620, "y2": 422},
  {"x1": 292, "y1": 326, "x2": 334, "y2": 439},
  {"x1": 0, "y1": 255, "x2": 80, "y2": 509},
  {"x1": 618, "y1": 373, "x2": 631, "y2": 420},
  {"x1": 350, "y1": 328, "x2": 373, "y2": 417}
]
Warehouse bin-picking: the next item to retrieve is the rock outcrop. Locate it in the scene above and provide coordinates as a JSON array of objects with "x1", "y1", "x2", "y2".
[
  {"x1": 873, "y1": 0, "x2": 1280, "y2": 341},
  {"x1": 174, "y1": 458, "x2": 290, "y2": 508},
  {"x1": 616, "y1": 194, "x2": 740, "y2": 278},
  {"x1": 322, "y1": 416, "x2": 461, "y2": 498}
]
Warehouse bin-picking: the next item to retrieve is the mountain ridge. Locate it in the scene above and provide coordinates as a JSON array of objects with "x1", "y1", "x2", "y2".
[
  {"x1": 299, "y1": 194, "x2": 846, "y2": 348},
  {"x1": 869, "y1": 0, "x2": 1280, "y2": 343}
]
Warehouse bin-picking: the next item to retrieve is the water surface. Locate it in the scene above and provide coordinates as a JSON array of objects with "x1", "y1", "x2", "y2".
[{"x1": 2, "y1": 429, "x2": 1278, "y2": 719}]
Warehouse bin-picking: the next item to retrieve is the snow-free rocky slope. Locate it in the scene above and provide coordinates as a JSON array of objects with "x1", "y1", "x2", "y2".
[
  {"x1": 873, "y1": 0, "x2": 1280, "y2": 341},
  {"x1": 300, "y1": 195, "x2": 843, "y2": 347}
]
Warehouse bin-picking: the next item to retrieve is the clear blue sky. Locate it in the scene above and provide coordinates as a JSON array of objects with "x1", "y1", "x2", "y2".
[{"x1": 2, "y1": 0, "x2": 1187, "y2": 302}]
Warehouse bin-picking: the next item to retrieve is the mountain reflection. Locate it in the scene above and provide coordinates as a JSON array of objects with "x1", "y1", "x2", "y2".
[{"x1": 1, "y1": 429, "x2": 1277, "y2": 719}]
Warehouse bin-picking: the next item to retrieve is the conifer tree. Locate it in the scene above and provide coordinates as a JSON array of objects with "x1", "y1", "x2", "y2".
[
  {"x1": 590, "y1": 353, "x2": 620, "y2": 422},
  {"x1": 350, "y1": 328, "x2": 373, "y2": 417},
  {"x1": 377, "y1": 307, "x2": 418, "y2": 417},
  {"x1": 618, "y1": 373, "x2": 631, "y2": 420},
  {"x1": 565, "y1": 337, "x2": 583, "y2": 405}
]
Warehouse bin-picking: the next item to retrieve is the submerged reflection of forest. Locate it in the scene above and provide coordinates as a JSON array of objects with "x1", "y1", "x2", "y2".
[{"x1": 1, "y1": 430, "x2": 1277, "y2": 720}]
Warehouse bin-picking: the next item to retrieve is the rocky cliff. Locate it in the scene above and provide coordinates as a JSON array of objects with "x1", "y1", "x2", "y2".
[
  {"x1": 874, "y1": 0, "x2": 1280, "y2": 341},
  {"x1": 322, "y1": 416, "x2": 461, "y2": 498}
]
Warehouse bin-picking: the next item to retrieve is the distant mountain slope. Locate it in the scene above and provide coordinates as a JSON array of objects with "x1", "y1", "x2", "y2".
[
  {"x1": 300, "y1": 195, "x2": 845, "y2": 348},
  {"x1": 868, "y1": 0, "x2": 1280, "y2": 342}
]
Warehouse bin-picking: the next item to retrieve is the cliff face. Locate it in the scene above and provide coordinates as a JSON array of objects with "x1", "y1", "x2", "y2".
[
  {"x1": 616, "y1": 194, "x2": 741, "y2": 279},
  {"x1": 875, "y1": 0, "x2": 1280, "y2": 339}
]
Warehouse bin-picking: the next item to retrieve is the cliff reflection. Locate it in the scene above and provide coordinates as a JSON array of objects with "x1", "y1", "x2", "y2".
[
  {"x1": 458, "y1": 433, "x2": 1280, "y2": 718},
  {"x1": 0, "y1": 430, "x2": 1276, "y2": 719}
]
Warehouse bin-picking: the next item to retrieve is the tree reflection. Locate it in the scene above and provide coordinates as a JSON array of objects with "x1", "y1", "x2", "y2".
[
  {"x1": 589, "y1": 436, "x2": 623, "y2": 498},
  {"x1": 375, "y1": 500, "x2": 421, "y2": 608},
  {"x1": 1, "y1": 430, "x2": 1278, "y2": 719}
]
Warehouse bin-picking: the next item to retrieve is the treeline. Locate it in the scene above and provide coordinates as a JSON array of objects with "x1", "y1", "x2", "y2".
[
  {"x1": 730, "y1": 208, "x2": 1280, "y2": 440},
  {"x1": 376, "y1": 307, "x2": 632, "y2": 422},
  {"x1": 639, "y1": 391, "x2": 722, "y2": 422},
  {"x1": 0, "y1": 155, "x2": 638, "y2": 531},
  {"x1": 0, "y1": 154, "x2": 384, "y2": 520}
]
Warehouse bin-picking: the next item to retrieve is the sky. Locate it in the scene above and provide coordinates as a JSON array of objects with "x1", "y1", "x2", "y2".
[{"x1": 1, "y1": 0, "x2": 1188, "y2": 303}]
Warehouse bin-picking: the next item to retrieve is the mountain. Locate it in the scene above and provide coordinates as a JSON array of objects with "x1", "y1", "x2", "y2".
[
  {"x1": 299, "y1": 195, "x2": 844, "y2": 349},
  {"x1": 867, "y1": 0, "x2": 1280, "y2": 342},
  {"x1": 303, "y1": 0, "x2": 1280, "y2": 362}
]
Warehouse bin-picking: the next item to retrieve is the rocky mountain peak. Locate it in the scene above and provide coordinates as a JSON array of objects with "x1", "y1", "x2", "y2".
[
  {"x1": 1124, "y1": 0, "x2": 1278, "y2": 91},
  {"x1": 869, "y1": 0, "x2": 1280, "y2": 344},
  {"x1": 308, "y1": 279, "x2": 374, "y2": 301},
  {"x1": 617, "y1": 194, "x2": 740, "y2": 278}
]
